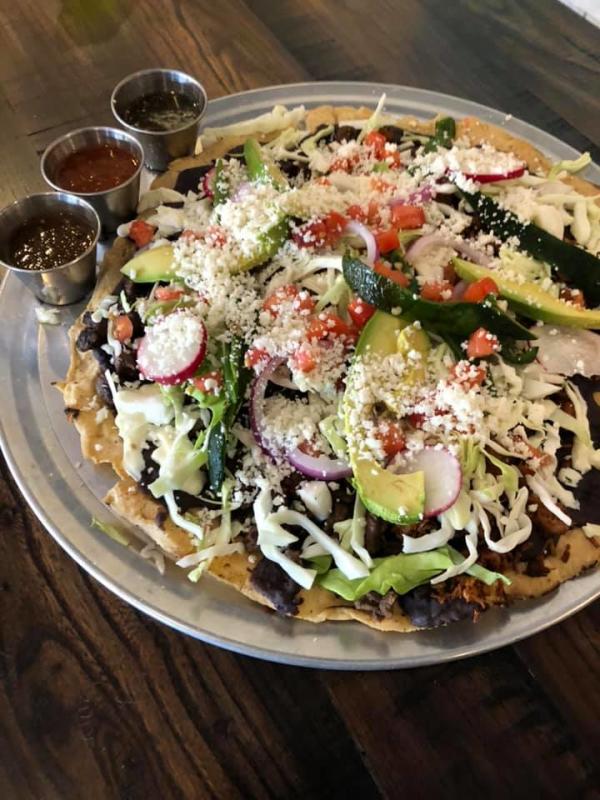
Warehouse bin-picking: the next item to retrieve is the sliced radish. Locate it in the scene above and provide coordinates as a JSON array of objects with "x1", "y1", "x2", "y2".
[
  {"x1": 137, "y1": 311, "x2": 207, "y2": 385},
  {"x1": 391, "y1": 447, "x2": 462, "y2": 517},
  {"x1": 462, "y1": 166, "x2": 525, "y2": 184}
]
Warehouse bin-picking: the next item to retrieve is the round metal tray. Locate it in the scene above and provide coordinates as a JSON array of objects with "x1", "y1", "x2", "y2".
[{"x1": 1, "y1": 82, "x2": 598, "y2": 669}]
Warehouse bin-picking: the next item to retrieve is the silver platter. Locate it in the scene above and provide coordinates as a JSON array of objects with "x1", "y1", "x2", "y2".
[{"x1": 1, "y1": 82, "x2": 598, "y2": 669}]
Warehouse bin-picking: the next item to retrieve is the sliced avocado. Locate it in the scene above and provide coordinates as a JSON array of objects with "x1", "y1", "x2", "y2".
[
  {"x1": 453, "y1": 257, "x2": 600, "y2": 329},
  {"x1": 353, "y1": 458, "x2": 425, "y2": 523},
  {"x1": 121, "y1": 245, "x2": 176, "y2": 283},
  {"x1": 235, "y1": 217, "x2": 289, "y2": 273},
  {"x1": 344, "y1": 310, "x2": 426, "y2": 524}
]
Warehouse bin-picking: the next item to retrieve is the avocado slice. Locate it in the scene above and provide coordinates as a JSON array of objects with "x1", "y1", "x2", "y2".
[
  {"x1": 453, "y1": 258, "x2": 600, "y2": 329},
  {"x1": 121, "y1": 245, "x2": 176, "y2": 283},
  {"x1": 344, "y1": 310, "x2": 426, "y2": 523}
]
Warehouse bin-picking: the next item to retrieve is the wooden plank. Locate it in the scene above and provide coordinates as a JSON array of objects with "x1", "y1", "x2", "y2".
[{"x1": 323, "y1": 644, "x2": 600, "y2": 797}]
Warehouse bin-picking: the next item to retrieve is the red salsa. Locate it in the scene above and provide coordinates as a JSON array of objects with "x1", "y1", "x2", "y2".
[
  {"x1": 8, "y1": 212, "x2": 94, "y2": 271},
  {"x1": 55, "y1": 143, "x2": 139, "y2": 193}
]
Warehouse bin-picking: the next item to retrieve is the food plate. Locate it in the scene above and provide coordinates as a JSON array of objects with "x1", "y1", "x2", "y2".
[{"x1": 1, "y1": 82, "x2": 599, "y2": 669}]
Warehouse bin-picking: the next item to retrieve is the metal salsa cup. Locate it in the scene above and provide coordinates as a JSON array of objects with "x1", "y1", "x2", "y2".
[
  {"x1": 41, "y1": 126, "x2": 143, "y2": 236},
  {"x1": 111, "y1": 68, "x2": 207, "y2": 171},
  {"x1": 0, "y1": 193, "x2": 100, "y2": 305}
]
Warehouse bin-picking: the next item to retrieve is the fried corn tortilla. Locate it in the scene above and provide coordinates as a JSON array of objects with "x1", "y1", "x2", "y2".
[{"x1": 58, "y1": 105, "x2": 600, "y2": 632}]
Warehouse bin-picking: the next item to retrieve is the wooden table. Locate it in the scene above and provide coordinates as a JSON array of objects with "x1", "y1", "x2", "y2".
[{"x1": 1, "y1": 2, "x2": 599, "y2": 797}]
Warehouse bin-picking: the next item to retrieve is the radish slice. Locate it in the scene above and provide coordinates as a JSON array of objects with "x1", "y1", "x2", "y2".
[
  {"x1": 137, "y1": 312, "x2": 207, "y2": 385},
  {"x1": 406, "y1": 233, "x2": 491, "y2": 267},
  {"x1": 534, "y1": 325, "x2": 600, "y2": 377},
  {"x1": 201, "y1": 167, "x2": 216, "y2": 198},
  {"x1": 344, "y1": 220, "x2": 378, "y2": 265},
  {"x1": 287, "y1": 448, "x2": 352, "y2": 481},
  {"x1": 391, "y1": 447, "x2": 462, "y2": 517},
  {"x1": 463, "y1": 166, "x2": 525, "y2": 184}
]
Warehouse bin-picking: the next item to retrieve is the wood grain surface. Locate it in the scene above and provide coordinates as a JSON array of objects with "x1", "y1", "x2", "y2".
[{"x1": 0, "y1": 1, "x2": 599, "y2": 798}]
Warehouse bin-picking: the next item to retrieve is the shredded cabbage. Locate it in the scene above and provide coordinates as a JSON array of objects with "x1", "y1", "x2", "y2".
[
  {"x1": 547, "y1": 152, "x2": 591, "y2": 180},
  {"x1": 197, "y1": 105, "x2": 306, "y2": 151},
  {"x1": 357, "y1": 93, "x2": 387, "y2": 144},
  {"x1": 332, "y1": 495, "x2": 373, "y2": 568}
]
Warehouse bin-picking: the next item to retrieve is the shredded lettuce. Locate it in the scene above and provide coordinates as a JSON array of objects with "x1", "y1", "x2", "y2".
[
  {"x1": 315, "y1": 273, "x2": 350, "y2": 313},
  {"x1": 91, "y1": 517, "x2": 130, "y2": 547},
  {"x1": 318, "y1": 545, "x2": 509, "y2": 601}
]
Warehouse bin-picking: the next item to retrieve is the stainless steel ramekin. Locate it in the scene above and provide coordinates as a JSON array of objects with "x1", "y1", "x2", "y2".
[
  {"x1": 41, "y1": 126, "x2": 143, "y2": 236},
  {"x1": 0, "y1": 193, "x2": 100, "y2": 305},
  {"x1": 111, "y1": 68, "x2": 207, "y2": 171}
]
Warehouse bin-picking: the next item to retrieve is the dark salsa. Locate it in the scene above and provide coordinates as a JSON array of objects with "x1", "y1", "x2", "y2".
[
  {"x1": 8, "y1": 212, "x2": 95, "y2": 271},
  {"x1": 55, "y1": 143, "x2": 140, "y2": 194},
  {"x1": 121, "y1": 90, "x2": 200, "y2": 132}
]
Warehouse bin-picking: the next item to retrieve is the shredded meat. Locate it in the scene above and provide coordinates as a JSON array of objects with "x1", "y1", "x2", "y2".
[{"x1": 354, "y1": 590, "x2": 397, "y2": 620}]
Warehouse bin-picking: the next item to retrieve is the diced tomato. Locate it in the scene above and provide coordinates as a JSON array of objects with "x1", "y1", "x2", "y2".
[
  {"x1": 307, "y1": 312, "x2": 358, "y2": 344},
  {"x1": 203, "y1": 226, "x2": 227, "y2": 247},
  {"x1": 330, "y1": 153, "x2": 360, "y2": 173},
  {"x1": 315, "y1": 177, "x2": 331, "y2": 186},
  {"x1": 154, "y1": 286, "x2": 184, "y2": 302},
  {"x1": 390, "y1": 204, "x2": 426, "y2": 230},
  {"x1": 367, "y1": 200, "x2": 381, "y2": 227},
  {"x1": 379, "y1": 421, "x2": 406, "y2": 458},
  {"x1": 129, "y1": 219, "x2": 156, "y2": 248},
  {"x1": 291, "y1": 346, "x2": 317, "y2": 373},
  {"x1": 263, "y1": 284, "x2": 315, "y2": 317},
  {"x1": 245, "y1": 347, "x2": 270, "y2": 369},
  {"x1": 375, "y1": 228, "x2": 400, "y2": 254},
  {"x1": 560, "y1": 287, "x2": 586, "y2": 308},
  {"x1": 450, "y1": 361, "x2": 487, "y2": 388},
  {"x1": 420, "y1": 280, "x2": 452, "y2": 302},
  {"x1": 463, "y1": 277, "x2": 499, "y2": 304},
  {"x1": 407, "y1": 413, "x2": 425, "y2": 429},
  {"x1": 364, "y1": 131, "x2": 387, "y2": 159},
  {"x1": 192, "y1": 370, "x2": 223, "y2": 395},
  {"x1": 374, "y1": 261, "x2": 410, "y2": 287},
  {"x1": 113, "y1": 315, "x2": 133, "y2": 343},
  {"x1": 292, "y1": 211, "x2": 347, "y2": 249},
  {"x1": 384, "y1": 148, "x2": 403, "y2": 169},
  {"x1": 346, "y1": 204, "x2": 367, "y2": 222},
  {"x1": 466, "y1": 327, "x2": 500, "y2": 359},
  {"x1": 347, "y1": 298, "x2": 376, "y2": 328},
  {"x1": 324, "y1": 210, "x2": 347, "y2": 239},
  {"x1": 370, "y1": 177, "x2": 393, "y2": 193},
  {"x1": 180, "y1": 229, "x2": 201, "y2": 242}
]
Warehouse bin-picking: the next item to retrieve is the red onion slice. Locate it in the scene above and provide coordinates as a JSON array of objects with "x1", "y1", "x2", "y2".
[
  {"x1": 287, "y1": 448, "x2": 352, "y2": 481},
  {"x1": 391, "y1": 447, "x2": 462, "y2": 517},
  {"x1": 344, "y1": 220, "x2": 378, "y2": 265},
  {"x1": 390, "y1": 184, "x2": 437, "y2": 207},
  {"x1": 250, "y1": 355, "x2": 352, "y2": 479},
  {"x1": 406, "y1": 233, "x2": 491, "y2": 267},
  {"x1": 231, "y1": 181, "x2": 252, "y2": 202},
  {"x1": 249, "y1": 356, "x2": 286, "y2": 459}
]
